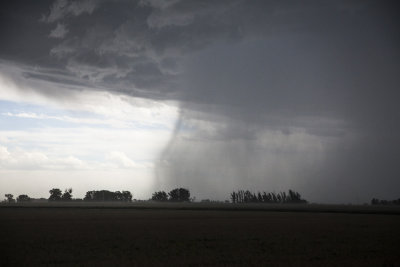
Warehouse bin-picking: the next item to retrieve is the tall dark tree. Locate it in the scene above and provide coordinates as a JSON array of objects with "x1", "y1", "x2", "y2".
[
  {"x1": 230, "y1": 192, "x2": 237, "y2": 203},
  {"x1": 257, "y1": 192, "x2": 263, "y2": 202},
  {"x1": 152, "y1": 191, "x2": 168, "y2": 201},
  {"x1": 49, "y1": 188, "x2": 62, "y2": 201},
  {"x1": 17, "y1": 194, "x2": 31, "y2": 202},
  {"x1": 122, "y1": 191, "x2": 132, "y2": 202},
  {"x1": 5, "y1": 194, "x2": 15, "y2": 203},
  {"x1": 61, "y1": 188, "x2": 73, "y2": 201},
  {"x1": 168, "y1": 188, "x2": 191, "y2": 202}
]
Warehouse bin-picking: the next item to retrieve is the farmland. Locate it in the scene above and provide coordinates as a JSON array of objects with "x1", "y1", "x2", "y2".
[{"x1": 1, "y1": 203, "x2": 400, "y2": 266}]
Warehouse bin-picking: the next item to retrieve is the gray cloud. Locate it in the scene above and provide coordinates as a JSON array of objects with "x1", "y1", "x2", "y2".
[
  {"x1": 41, "y1": 0, "x2": 98, "y2": 23},
  {"x1": 49, "y1": 23, "x2": 69, "y2": 38},
  {"x1": 1, "y1": 0, "x2": 400, "y2": 202}
]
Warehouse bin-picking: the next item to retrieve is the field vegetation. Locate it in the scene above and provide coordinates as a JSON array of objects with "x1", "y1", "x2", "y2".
[{"x1": 1, "y1": 204, "x2": 399, "y2": 266}]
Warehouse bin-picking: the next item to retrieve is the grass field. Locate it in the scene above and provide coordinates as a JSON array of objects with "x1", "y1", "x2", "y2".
[{"x1": 1, "y1": 203, "x2": 399, "y2": 266}]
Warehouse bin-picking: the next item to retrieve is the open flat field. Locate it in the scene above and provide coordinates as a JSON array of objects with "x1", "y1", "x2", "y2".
[{"x1": 1, "y1": 203, "x2": 400, "y2": 266}]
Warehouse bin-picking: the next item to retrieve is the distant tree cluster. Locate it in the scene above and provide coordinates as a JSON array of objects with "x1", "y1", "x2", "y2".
[
  {"x1": 230, "y1": 190, "x2": 307, "y2": 204},
  {"x1": 151, "y1": 188, "x2": 191, "y2": 202},
  {"x1": 3, "y1": 194, "x2": 31, "y2": 203},
  {"x1": 49, "y1": 188, "x2": 73, "y2": 201},
  {"x1": 83, "y1": 190, "x2": 132, "y2": 202},
  {"x1": 4, "y1": 194, "x2": 15, "y2": 203},
  {"x1": 371, "y1": 198, "x2": 400, "y2": 205},
  {"x1": 151, "y1": 191, "x2": 168, "y2": 201},
  {"x1": 17, "y1": 194, "x2": 31, "y2": 202}
]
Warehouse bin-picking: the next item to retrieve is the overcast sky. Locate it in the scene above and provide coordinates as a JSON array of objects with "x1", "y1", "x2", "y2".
[{"x1": 0, "y1": 0, "x2": 399, "y2": 203}]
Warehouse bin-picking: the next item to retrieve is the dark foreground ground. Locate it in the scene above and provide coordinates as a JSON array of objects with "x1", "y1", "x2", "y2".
[{"x1": 1, "y1": 203, "x2": 400, "y2": 266}]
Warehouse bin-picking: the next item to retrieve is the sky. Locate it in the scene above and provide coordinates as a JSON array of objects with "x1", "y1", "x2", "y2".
[{"x1": 0, "y1": 0, "x2": 399, "y2": 203}]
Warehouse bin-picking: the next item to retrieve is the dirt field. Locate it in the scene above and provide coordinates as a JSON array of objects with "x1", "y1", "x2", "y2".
[{"x1": 1, "y1": 204, "x2": 399, "y2": 266}]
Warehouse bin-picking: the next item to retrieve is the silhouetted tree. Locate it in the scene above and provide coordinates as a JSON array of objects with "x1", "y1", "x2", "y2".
[
  {"x1": 257, "y1": 192, "x2": 263, "y2": 202},
  {"x1": 281, "y1": 192, "x2": 287, "y2": 202},
  {"x1": 122, "y1": 191, "x2": 132, "y2": 202},
  {"x1": 272, "y1": 192, "x2": 277, "y2": 203},
  {"x1": 152, "y1": 191, "x2": 168, "y2": 201},
  {"x1": 277, "y1": 193, "x2": 282, "y2": 203},
  {"x1": 17, "y1": 194, "x2": 31, "y2": 202},
  {"x1": 5, "y1": 194, "x2": 15, "y2": 203},
  {"x1": 61, "y1": 188, "x2": 73, "y2": 201},
  {"x1": 230, "y1": 192, "x2": 237, "y2": 203},
  {"x1": 49, "y1": 188, "x2": 62, "y2": 201},
  {"x1": 84, "y1": 190, "x2": 95, "y2": 201},
  {"x1": 239, "y1": 190, "x2": 244, "y2": 203},
  {"x1": 168, "y1": 188, "x2": 190, "y2": 202},
  {"x1": 115, "y1": 191, "x2": 123, "y2": 201},
  {"x1": 243, "y1": 190, "x2": 252, "y2": 203}
]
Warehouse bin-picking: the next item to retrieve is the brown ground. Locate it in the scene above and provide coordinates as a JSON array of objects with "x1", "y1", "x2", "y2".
[{"x1": 0, "y1": 204, "x2": 399, "y2": 266}]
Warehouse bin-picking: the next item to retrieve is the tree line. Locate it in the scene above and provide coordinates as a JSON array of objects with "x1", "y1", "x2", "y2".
[
  {"x1": 230, "y1": 189, "x2": 307, "y2": 204},
  {"x1": 48, "y1": 188, "x2": 73, "y2": 201},
  {"x1": 83, "y1": 190, "x2": 132, "y2": 202},
  {"x1": 151, "y1": 188, "x2": 191, "y2": 202},
  {"x1": 2, "y1": 187, "x2": 192, "y2": 203},
  {"x1": 4, "y1": 189, "x2": 400, "y2": 205},
  {"x1": 371, "y1": 198, "x2": 400, "y2": 205},
  {"x1": 4, "y1": 193, "x2": 30, "y2": 203},
  {"x1": 47, "y1": 188, "x2": 134, "y2": 202},
  {"x1": 5, "y1": 188, "x2": 306, "y2": 204}
]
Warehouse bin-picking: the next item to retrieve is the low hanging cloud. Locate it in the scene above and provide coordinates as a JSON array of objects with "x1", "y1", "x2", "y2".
[{"x1": 0, "y1": 0, "x2": 399, "y2": 202}]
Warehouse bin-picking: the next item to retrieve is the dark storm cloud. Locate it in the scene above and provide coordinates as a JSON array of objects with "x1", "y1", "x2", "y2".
[
  {"x1": 3, "y1": 0, "x2": 397, "y2": 119},
  {"x1": 1, "y1": 0, "x2": 400, "y2": 202}
]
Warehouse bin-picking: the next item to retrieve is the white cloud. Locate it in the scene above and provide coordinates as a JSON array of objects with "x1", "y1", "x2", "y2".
[
  {"x1": 106, "y1": 151, "x2": 152, "y2": 169},
  {"x1": 0, "y1": 124, "x2": 172, "y2": 165},
  {"x1": 0, "y1": 146, "x2": 10, "y2": 160},
  {"x1": 0, "y1": 145, "x2": 86, "y2": 170},
  {"x1": 2, "y1": 111, "x2": 126, "y2": 128},
  {"x1": 0, "y1": 63, "x2": 179, "y2": 129}
]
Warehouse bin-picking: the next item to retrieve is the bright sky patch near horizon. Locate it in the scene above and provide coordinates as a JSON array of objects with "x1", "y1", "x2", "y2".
[{"x1": 0, "y1": 70, "x2": 179, "y2": 199}]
